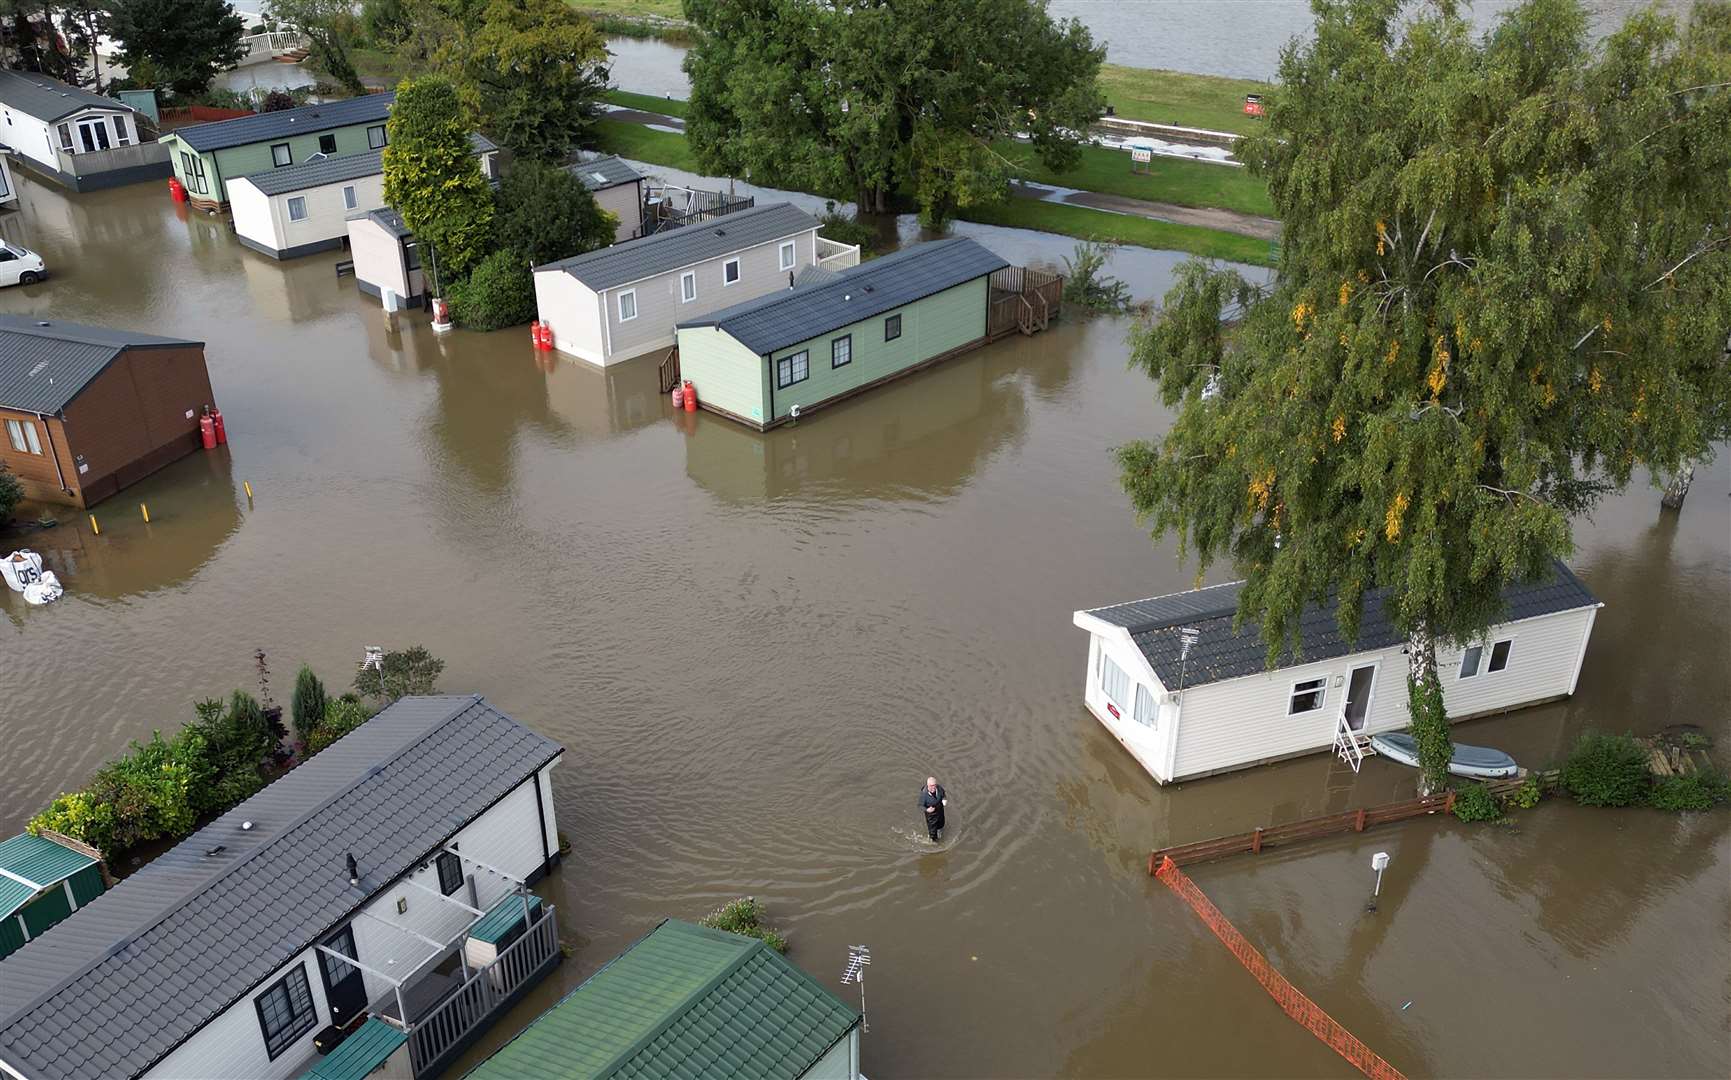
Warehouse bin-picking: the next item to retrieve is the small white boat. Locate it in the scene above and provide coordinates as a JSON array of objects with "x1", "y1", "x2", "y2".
[
  {"x1": 2, "y1": 550, "x2": 64, "y2": 605},
  {"x1": 1369, "y1": 731, "x2": 1518, "y2": 779}
]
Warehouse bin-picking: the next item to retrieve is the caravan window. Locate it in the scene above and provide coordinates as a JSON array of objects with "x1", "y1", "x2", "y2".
[
  {"x1": 776, "y1": 350, "x2": 809, "y2": 389},
  {"x1": 1488, "y1": 639, "x2": 1512, "y2": 672},
  {"x1": 1461, "y1": 639, "x2": 1512, "y2": 678},
  {"x1": 436, "y1": 850, "x2": 463, "y2": 895},
  {"x1": 1134, "y1": 683, "x2": 1157, "y2": 727},
  {"x1": 723, "y1": 258, "x2": 741, "y2": 286},
  {"x1": 320, "y1": 133, "x2": 337, "y2": 154},
  {"x1": 1100, "y1": 654, "x2": 1131, "y2": 709},
  {"x1": 680, "y1": 270, "x2": 696, "y2": 302},
  {"x1": 1288, "y1": 677, "x2": 1326, "y2": 715},
  {"x1": 286, "y1": 197, "x2": 308, "y2": 221},
  {"x1": 779, "y1": 239, "x2": 796, "y2": 271},
  {"x1": 271, "y1": 143, "x2": 292, "y2": 167},
  {"x1": 254, "y1": 964, "x2": 317, "y2": 1059},
  {"x1": 618, "y1": 289, "x2": 638, "y2": 321},
  {"x1": 7, "y1": 419, "x2": 43, "y2": 455}
]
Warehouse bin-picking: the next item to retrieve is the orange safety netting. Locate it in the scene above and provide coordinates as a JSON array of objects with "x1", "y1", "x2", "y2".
[{"x1": 1155, "y1": 855, "x2": 1409, "y2": 1080}]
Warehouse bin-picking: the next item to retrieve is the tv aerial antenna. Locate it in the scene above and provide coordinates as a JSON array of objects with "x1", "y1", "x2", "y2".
[{"x1": 841, "y1": 944, "x2": 871, "y2": 1033}]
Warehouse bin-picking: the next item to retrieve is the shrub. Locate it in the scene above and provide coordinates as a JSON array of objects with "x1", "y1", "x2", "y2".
[
  {"x1": 817, "y1": 203, "x2": 879, "y2": 255},
  {"x1": 354, "y1": 645, "x2": 445, "y2": 702},
  {"x1": 260, "y1": 89, "x2": 297, "y2": 112},
  {"x1": 494, "y1": 161, "x2": 616, "y2": 267},
  {"x1": 291, "y1": 664, "x2": 328, "y2": 746},
  {"x1": 1502, "y1": 776, "x2": 1542, "y2": 811},
  {"x1": 1061, "y1": 239, "x2": 1132, "y2": 313},
  {"x1": 1451, "y1": 782, "x2": 1503, "y2": 822},
  {"x1": 185, "y1": 693, "x2": 275, "y2": 813},
  {"x1": 699, "y1": 897, "x2": 788, "y2": 953},
  {"x1": 31, "y1": 730, "x2": 206, "y2": 855},
  {"x1": 307, "y1": 695, "x2": 373, "y2": 754},
  {"x1": 0, "y1": 463, "x2": 22, "y2": 522},
  {"x1": 448, "y1": 250, "x2": 537, "y2": 331},
  {"x1": 1650, "y1": 771, "x2": 1731, "y2": 812},
  {"x1": 1561, "y1": 731, "x2": 1652, "y2": 807}
]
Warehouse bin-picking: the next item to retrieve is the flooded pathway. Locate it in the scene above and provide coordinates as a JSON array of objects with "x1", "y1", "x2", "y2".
[{"x1": 0, "y1": 174, "x2": 1726, "y2": 1078}]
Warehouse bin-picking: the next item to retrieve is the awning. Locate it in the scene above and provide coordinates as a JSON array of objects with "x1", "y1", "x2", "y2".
[{"x1": 297, "y1": 1017, "x2": 407, "y2": 1080}]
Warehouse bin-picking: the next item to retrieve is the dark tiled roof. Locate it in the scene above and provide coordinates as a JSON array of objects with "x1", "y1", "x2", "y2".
[
  {"x1": 0, "y1": 696, "x2": 562, "y2": 1080},
  {"x1": 346, "y1": 205, "x2": 412, "y2": 238},
  {"x1": 1082, "y1": 560, "x2": 1598, "y2": 689},
  {"x1": 538, "y1": 202, "x2": 818, "y2": 291},
  {"x1": 468, "y1": 919, "x2": 859, "y2": 1080},
  {"x1": 237, "y1": 133, "x2": 496, "y2": 196},
  {"x1": 168, "y1": 92, "x2": 395, "y2": 153},
  {"x1": 680, "y1": 237, "x2": 1008, "y2": 356},
  {"x1": 566, "y1": 155, "x2": 642, "y2": 192},
  {"x1": 0, "y1": 316, "x2": 200, "y2": 414},
  {"x1": 0, "y1": 69, "x2": 135, "y2": 123}
]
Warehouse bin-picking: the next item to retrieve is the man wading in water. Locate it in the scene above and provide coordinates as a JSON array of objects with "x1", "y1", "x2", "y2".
[{"x1": 920, "y1": 776, "x2": 948, "y2": 842}]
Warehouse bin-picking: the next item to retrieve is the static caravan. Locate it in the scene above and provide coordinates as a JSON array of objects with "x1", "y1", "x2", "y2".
[
  {"x1": 567, "y1": 155, "x2": 645, "y2": 243},
  {"x1": 533, "y1": 202, "x2": 859, "y2": 367},
  {"x1": 0, "y1": 153, "x2": 17, "y2": 208},
  {"x1": 346, "y1": 207, "x2": 424, "y2": 309},
  {"x1": 0, "y1": 69, "x2": 165, "y2": 192},
  {"x1": 675, "y1": 237, "x2": 1019, "y2": 429},
  {"x1": 159, "y1": 92, "x2": 395, "y2": 209},
  {"x1": 1071, "y1": 561, "x2": 1601, "y2": 784},
  {"x1": 0, "y1": 695, "x2": 564, "y2": 1080},
  {"x1": 0, "y1": 832, "x2": 107, "y2": 960},
  {"x1": 230, "y1": 136, "x2": 497, "y2": 260},
  {"x1": 469, "y1": 919, "x2": 862, "y2": 1080}
]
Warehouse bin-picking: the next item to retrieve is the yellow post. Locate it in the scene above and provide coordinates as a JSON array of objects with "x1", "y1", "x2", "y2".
[
  {"x1": 243, "y1": 481, "x2": 254, "y2": 501},
  {"x1": 89, "y1": 514, "x2": 100, "y2": 535},
  {"x1": 140, "y1": 503, "x2": 150, "y2": 523}
]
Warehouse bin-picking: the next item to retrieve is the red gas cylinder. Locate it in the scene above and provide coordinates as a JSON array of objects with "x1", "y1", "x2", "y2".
[
  {"x1": 168, "y1": 177, "x2": 187, "y2": 203},
  {"x1": 530, "y1": 320, "x2": 542, "y2": 346},
  {"x1": 670, "y1": 384, "x2": 684, "y2": 408},
  {"x1": 199, "y1": 413, "x2": 217, "y2": 450},
  {"x1": 209, "y1": 406, "x2": 227, "y2": 445},
  {"x1": 537, "y1": 323, "x2": 554, "y2": 350},
  {"x1": 682, "y1": 380, "x2": 697, "y2": 412}
]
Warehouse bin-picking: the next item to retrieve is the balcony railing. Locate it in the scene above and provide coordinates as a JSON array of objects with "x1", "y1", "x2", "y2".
[
  {"x1": 816, "y1": 236, "x2": 861, "y2": 270},
  {"x1": 401, "y1": 902, "x2": 560, "y2": 1078},
  {"x1": 53, "y1": 141, "x2": 168, "y2": 178}
]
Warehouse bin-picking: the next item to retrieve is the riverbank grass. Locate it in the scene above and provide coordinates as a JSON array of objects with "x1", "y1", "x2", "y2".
[
  {"x1": 602, "y1": 88, "x2": 690, "y2": 118},
  {"x1": 998, "y1": 139, "x2": 1273, "y2": 217},
  {"x1": 572, "y1": 0, "x2": 683, "y2": 16},
  {"x1": 1099, "y1": 63, "x2": 1272, "y2": 136}
]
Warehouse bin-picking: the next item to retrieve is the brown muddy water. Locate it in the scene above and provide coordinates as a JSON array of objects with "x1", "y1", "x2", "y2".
[{"x1": 1, "y1": 173, "x2": 1727, "y2": 1079}]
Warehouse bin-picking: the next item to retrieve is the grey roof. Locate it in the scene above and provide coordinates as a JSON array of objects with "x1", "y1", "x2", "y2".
[
  {"x1": 237, "y1": 133, "x2": 497, "y2": 196},
  {"x1": 680, "y1": 237, "x2": 1008, "y2": 356},
  {"x1": 0, "y1": 69, "x2": 135, "y2": 123},
  {"x1": 791, "y1": 263, "x2": 841, "y2": 288},
  {"x1": 0, "y1": 316, "x2": 200, "y2": 414},
  {"x1": 566, "y1": 154, "x2": 642, "y2": 192},
  {"x1": 1080, "y1": 560, "x2": 1599, "y2": 689},
  {"x1": 0, "y1": 696, "x2": 562, "y2": 1080},
  {"x1": 538, "y1": 202, "x2": 818, "y2": 291},
  {"x1": 347, "y1": 205, "x2": 412, "y2": 238},
  {"x1": 168, "y1": 91, "x2": 395, "y2": 153}
]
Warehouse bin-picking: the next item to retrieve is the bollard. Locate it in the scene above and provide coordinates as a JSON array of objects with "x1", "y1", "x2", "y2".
[
  {"x1": 89, "y1": 514, "x2": 100, "y2": 535},
  {"x1": 140, "y1": 503, "x2": 150, "y2": 523},
  {"x1": 243, "y1": 481, "x2": 254, "y2": 501}
]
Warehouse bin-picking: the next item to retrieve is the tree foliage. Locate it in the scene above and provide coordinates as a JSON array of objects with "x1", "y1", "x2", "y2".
[
  {"x1": 108, "y1": 0, "x2": 247, "y2": 97},
  {"x1": 267, "y1": 0, "x2": 366, "y2": 95},
  {"x1": 353, "y1": 645, "x2": 446, "y2": 702},
  {"x1": 382, "y1": 75, "x2": 494, "y2": 287},
  {"x1": 290, "y1": 664, "x2": 328, "y2": 745},
  {"x1": 0, "y1": 464, "x2": 22, "y2": 523},
  {"x1": 684, "y1": 0, "x2": 1105, "y2": 224},
  {"x1": 493, "y1": 159, "x2": 617, "y2": 267},
  {"x1": 454, "y1": 0, "x2": 609, "y2": 161},
  {"x1": 1119, "y1": 0, "x2": 1731, "y2": 790},
  {"x1": 448, "y1": 249, "x2": 538, "y2": 330}
]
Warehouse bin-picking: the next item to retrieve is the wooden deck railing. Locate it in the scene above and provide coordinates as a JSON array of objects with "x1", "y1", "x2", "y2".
[
  {"x1": 987, "y1": 266, "x2": 1063, "y2": 338},
  {"x1": 658, "y1": 347, "x2": 681, "y2": 394},
  {"x1": 405, "y1": 902, "x2": 560, "y2": 1078}
]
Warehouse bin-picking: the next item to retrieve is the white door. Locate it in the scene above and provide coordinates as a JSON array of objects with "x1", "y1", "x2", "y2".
[
  {"x1": 1342, "y1": 663, "x2": 1378, "y2": 731},
  {"x1": 77, "y1": 118, "x2": 111, "y2": 152}
]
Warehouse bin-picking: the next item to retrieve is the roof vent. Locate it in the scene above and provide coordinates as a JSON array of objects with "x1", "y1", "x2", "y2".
[
  {"x1": 346, "y1": 853, "x2": 359, "y2": 885},
  {"x1": 205, "y1": 845, "x2": 226, "y2": 857},
  {"x1": 714, "y1": 229, "x2": 726, "y2": 237},
  {"x1": 241, "y1": 820, "x2": 254, "y2": 831},
  {"x1": 35, "y1": 320, "x2": 49, "y2": 327}
]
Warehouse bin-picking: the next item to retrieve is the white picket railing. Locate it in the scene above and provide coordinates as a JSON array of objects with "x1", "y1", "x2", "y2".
[{"x1": 404, "y1": 904, "x2": 559, "y2": 1077}]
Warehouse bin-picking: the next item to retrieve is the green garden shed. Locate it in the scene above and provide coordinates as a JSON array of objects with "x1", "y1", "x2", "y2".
[
  {"x1": 675, "y1": 236, "x2": 1061, "y2": 429},
  {"x1": 0, "y1": 831, "x2": 107, "y2": 960},
  {"x1": 467, "y1": 919, "x2": 863, "y2": 1079}
]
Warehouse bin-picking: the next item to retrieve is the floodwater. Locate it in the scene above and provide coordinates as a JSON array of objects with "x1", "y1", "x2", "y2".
[
  {"x1": 606, "y1": 1, "x2": 1697, "y2": 92},
  {"x1": 1, "y1": 172, "x2": 1727, "y2": 1080}
]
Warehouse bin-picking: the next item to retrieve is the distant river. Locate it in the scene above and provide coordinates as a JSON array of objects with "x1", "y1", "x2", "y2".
[{"x1": 608, "y1": 0, "x2": 1695, "y2": 92}]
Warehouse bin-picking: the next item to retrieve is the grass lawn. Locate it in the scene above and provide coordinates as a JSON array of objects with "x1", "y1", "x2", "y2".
[
  {"x1": 1098, "y1": 64, "x2": 1272, "y2": 136},
  {"x1": 571, "y1": 0, "x2": 685, "y2": 18},
  {"x1": 999, "y1": 140, "x2": 1273, "y2": 218},
  {"x1": 602, "y1": 89, "x2": 690, "y2": 118},
  {"x1": 594, "y1": 118, "x2": 701, "y2": 171},
  {"x1": 964, "y1": 198, "x2": 1274, "y2": 267}
]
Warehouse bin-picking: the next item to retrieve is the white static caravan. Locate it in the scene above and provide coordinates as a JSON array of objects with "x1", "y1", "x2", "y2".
[
  {"x1": 533, "y1": 202, "x2": 859, "y2": 368},
  {"x1": 0, "y1": 69, "x2": 164, "y2": 192},
  {"x1": 567, "y1": 155, "x2": 646, "y2": 244},
  {"x1": 0, "y1": 153, "x2": 16, "y2": 209},
  {"x1": 1072, "y1": 561, "x2": 1601, "y2": 784},
  {"x1": 0, "y1": 696, "x2": 564, "y2": 1080},
  {"x1": 347, "y1": 207, "x2": 424, "y2": 310},
  {"x1": 230, "y1": 136, "x2": 497, "y2": 261}
]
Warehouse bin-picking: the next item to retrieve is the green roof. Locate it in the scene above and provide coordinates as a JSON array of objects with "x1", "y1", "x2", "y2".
[
  {"x1": 467, "y1": 919, "x2": 859, "y2": 1080},
  {"x1": 470, "y1": 893, "x2": 542, "y2": 945},
  {"x1": 297, "y1": 1018, "x2": 407, "y2": 1080},
  {"x1": 0, "y1": 834, "x2": 97, "y2": 919}
]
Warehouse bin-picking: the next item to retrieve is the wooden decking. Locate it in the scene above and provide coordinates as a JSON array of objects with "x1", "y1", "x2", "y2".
[{"x1": 987, "y1": 266, "x2": 1063, "y2": 339}]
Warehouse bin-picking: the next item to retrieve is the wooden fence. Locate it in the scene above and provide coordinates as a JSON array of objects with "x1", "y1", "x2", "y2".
[
  {"x1": 986, "y1": 266, "x2": 1064, "y2": 338},
  {"x1": 1149, "y1": 775, "x2": 1533, "y2": 872}
]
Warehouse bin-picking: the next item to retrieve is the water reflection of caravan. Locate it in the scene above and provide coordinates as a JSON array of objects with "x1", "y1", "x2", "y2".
[{"x1": 541, "y1": 353, "x2": 666, "y2": 440}]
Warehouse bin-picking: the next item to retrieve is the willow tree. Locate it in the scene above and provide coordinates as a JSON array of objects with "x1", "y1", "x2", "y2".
[
  {"x1": 381, "y1": 75, "x2": 494, "y2": 291},
  {"x1": 1121, "y1": 0, "x2": 1731, "y2": 792}
]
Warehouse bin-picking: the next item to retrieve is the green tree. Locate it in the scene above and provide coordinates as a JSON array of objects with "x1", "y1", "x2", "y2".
[
  {"x1": 108, "y1": 0, "x2": 246, "y2": 97},
  {"x1": 453, "y1": 0, "x2": 609, "y2": 161},
  {"x1": 1119, "y1": 0, "x2": 1731, "y2": 793},
  {"x1": 493, "y1": 159, "x2": 616, "y2": 266},
  {"x1": 684, "y1": 0, "x2": 1104, "y2": 225},
  {"x1": 361, "y1": 0, "x2": 414, "y2": 46},
  {"x1": 382, "y1": 75, "x2": 495, "y2": 289},
  {"x1": 266, "y1": 0, "x2": 366, "y2": 96},
  {"x1": 448, "y1": 249, "x2": 538, "y2": 330},
  {"x1": 353, "y1": 645, "x2": 446, "y2": 702},
  {"x1": 0, "y1": 464, "x2": 22, "y2": 523},
  {"x1": 290, "y1": 664, "x2": 328, "y2": 746}
]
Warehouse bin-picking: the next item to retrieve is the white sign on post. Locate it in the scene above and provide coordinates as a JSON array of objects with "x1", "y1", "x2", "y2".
[{"x1": 1130, "y1": 147, "x2": 1153, "y2": 164}]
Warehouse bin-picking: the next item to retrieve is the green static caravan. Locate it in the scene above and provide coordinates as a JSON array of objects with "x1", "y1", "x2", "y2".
[
  {"x1": 158, "y1": 92, "x2": 396, "y2": 208},
  {"x1": 0, "y1": 832, "x2": 106, "y2": 960},
  {"x1": 675, "y1": 237, "x2": 1020, "y2": 429}
]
